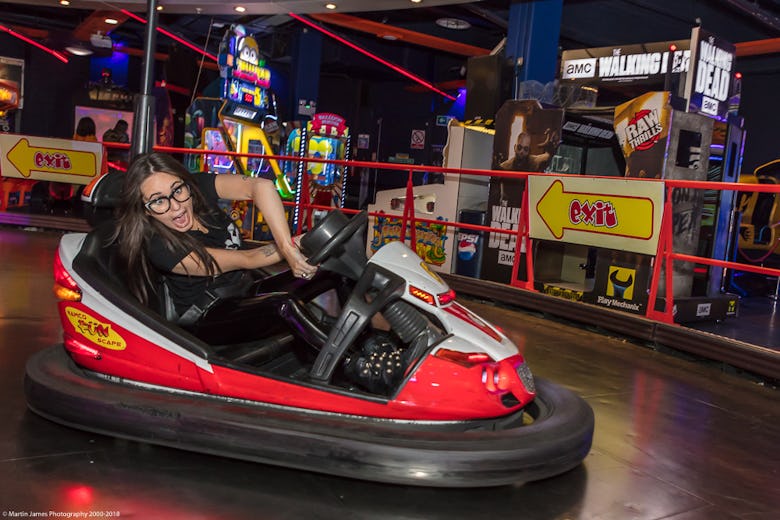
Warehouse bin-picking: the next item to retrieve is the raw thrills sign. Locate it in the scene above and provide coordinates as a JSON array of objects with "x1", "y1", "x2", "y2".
[
  {"x1": 560, "y1": 40, "x2": 690, "y2": 85},
  {"x1": 614, "y1": 92, "x2": 672, "y2": 178},
  {"x1": 684, "y1": 28, "x2": 735, "y2": 120}
]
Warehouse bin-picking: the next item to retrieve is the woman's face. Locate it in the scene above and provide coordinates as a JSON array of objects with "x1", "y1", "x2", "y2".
[{"x1": 140, "y1": 170, "x2": 195, "y2": 232}]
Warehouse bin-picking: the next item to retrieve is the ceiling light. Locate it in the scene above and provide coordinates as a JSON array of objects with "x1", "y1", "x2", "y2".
[
  {"x1": 156, "y1": 5, "x2": 164, "y2": 11},
  {"x1": 435, "y1": 18, "x2": 471, "y2": 30},
  {"x1": 380, "y1": 34, "x2": 398, "y2": 40},
  {"x1": 411, "y1": 0, "x2": 422, "y2": 3},
  {"x1": 65, "y1": 44, "x2": 93, "y2": 56},
  {"x1": 104, "y1": 18, "x2": 118, "y2": 25},
  {"x1": 59, "y1": 0, "x2": 70, "y2": 5},
  {"x1": 325, "y1": 3, "x2": 337, "y2": 9},
  {"x1": 234, "y1": 6, "x2": 246, "y2": 13}
]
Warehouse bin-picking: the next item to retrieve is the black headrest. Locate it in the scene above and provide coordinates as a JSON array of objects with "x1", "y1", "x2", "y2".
[
  {"x1": 81, "y1": 171, "x2": 123, "y2": 227},
  {"x1": 82, "y1": 171, "x2": 123, "y2": 210}
]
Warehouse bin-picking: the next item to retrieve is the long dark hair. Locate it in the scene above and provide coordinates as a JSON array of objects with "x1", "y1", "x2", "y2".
[{"x1": 114, "y1": 152, "x2": 220, "y2": 305}]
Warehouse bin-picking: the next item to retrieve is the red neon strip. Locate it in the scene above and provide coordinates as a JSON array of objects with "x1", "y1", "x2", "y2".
[
  {"x1": 120, "y1": 10, "x2": 217, "y2": 62},
  {"x1": 289, "y1": 13, "x2": 456, "y2": 101},
  {"x1": 0, "y1": 23, "x2": 69, "y2": 63}
]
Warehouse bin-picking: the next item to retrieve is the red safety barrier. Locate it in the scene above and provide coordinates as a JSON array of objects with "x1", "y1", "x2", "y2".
[{"x1": 109, "y1": 144, "x2": 780, "y2": 325}]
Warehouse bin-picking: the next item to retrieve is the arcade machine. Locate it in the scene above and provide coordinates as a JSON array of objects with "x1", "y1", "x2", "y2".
[
  {"x1": 285, "y1": 112, "x2": 351, "y2": 232},
  {"x1": 731, "y1": 159, "x2": 780, "y2": 296},
  {"x1": 0, "y1": 76, "x2": 22, "y2": 213},
  {"x1": 184, "y1": 98, "x2": 224, "y2": 174},
  {"x1": 555, "y1": 111, "x2": 624, "y2": 177},
  {"x1": 537, "y1": 30, "x2": 744, "y2": 323},
  {"x1": 187, "y1": 25, "x2": 292, "y2": 240},
  {"x1": 366, "y1": 118, "x2": 493, "y2": 274},
  {"x1": 218, "y1": 25, "x2": 290, "y2": 196},
  {"x1": 445, "y1": 119, "x2": 493, "y2": 279}
]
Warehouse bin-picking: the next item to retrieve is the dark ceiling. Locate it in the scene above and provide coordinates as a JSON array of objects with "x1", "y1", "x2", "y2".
[{"x1": 0, "y1": 0, "x2": 778, "y2": 86}]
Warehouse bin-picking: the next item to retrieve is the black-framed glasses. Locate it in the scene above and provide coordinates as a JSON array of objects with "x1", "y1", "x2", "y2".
[{"x1": 144, "y1": 182, "x2": 192, "y2": 214}]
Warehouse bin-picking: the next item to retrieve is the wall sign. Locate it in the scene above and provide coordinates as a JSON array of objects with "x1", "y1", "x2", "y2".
[
  {"x1": 684, "y1": 27, "x2": 736, "y2": 120},
  {"x1": 0, "y1": 134, "x2": 102, "y2": 185},
  {"x1": 529, "y1": 175, "x2": 664, "y2": 256},
  {"x1": 560, "y1": 40, "x2": 690, "y2": 86}
]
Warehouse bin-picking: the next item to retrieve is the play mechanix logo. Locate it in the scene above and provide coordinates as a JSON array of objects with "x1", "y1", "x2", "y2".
[
  {"x1": 597, "y1": 266, "x2": 642, "y2": 312},
  {"x1": 65, "y1": 306, "x2": 127, "y2": 350},
  {"x1": 625, "y1": 109, "x2": 663, "y2": 151},
  {"x1": 607, "y1": 266, "x2": 636, "y2": 299}
]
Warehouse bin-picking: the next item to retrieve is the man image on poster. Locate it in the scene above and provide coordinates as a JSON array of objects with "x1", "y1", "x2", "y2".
[
  {"x1": 481, "y1": 99, "x2": 563, "y2": 285},
  {"x1": 499, "y1": 128, "x2": 560, "y2": 172}
]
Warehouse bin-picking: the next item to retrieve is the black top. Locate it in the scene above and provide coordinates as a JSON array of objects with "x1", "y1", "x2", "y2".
[{"x1": 147, "y1": 173, "x2": 244, "y2": 315}]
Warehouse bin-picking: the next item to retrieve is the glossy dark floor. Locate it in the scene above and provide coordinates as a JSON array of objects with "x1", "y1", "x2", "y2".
[
  {"x1": 690, "y1": 295, "x2": 780, "y2": 350},
  {"x1": 1, "y1": 228, "x2": 778, "y2": 519}
]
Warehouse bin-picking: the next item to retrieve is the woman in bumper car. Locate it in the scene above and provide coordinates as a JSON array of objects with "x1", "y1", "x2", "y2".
[{"x1": 114, "y1": 152, "x2": 316, "y2": 320}]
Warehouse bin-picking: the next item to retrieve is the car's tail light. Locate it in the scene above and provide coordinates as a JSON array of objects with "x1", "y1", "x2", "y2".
[
  {"x1": 409, "y1": 285, "x2": 436, "y2": 305},
  {"x1": 53, "y1": 249, "x2": 81, "y2": 302},
  {"x1": 436, "y1": 289, "x2": 456, "y2": 305},
  {"x1": 434, "y1": 348, "x2": 493, "y2": 367},
  {"x1": 409, "y1": 286, "x2": 457, "y2": 307}
]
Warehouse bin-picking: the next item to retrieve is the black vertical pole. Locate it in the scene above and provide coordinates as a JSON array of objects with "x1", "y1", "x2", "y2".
[{"x1": 130, "y1": 0, "x2": 158, "y2": 159}]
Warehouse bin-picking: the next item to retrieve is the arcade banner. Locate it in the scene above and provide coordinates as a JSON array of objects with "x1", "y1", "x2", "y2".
[
  {"x1": 367, "y1": 185, "x2": 453, "y2": 272},
  {"x1": 528, "y1": 175, "x2": 664, "y2": 256},
  {"x1": 481, "y1": 100, "x2": 563, "y2": 284},
  {"x1": 560, "y1": 40, "x2": 689, "y2": 86},
  {"x1": 0, "y1": 134, "x2": 102, "y2": 185},
  {"x1": 614, "y1": 91, "x2": 672, "y2": 178},
  {"x1": 684, "y1": 27, "x2": 736, "y2": 120}
]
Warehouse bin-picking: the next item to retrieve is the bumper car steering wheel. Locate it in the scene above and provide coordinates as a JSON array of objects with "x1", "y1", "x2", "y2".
[{"x1": 300, "y1": 210, "x2": 368, "y2": 279}]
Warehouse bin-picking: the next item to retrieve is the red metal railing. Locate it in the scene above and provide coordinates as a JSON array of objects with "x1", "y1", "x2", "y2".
[{"x1": 104, "y1": 142, "x2": 780, "y2": 325}]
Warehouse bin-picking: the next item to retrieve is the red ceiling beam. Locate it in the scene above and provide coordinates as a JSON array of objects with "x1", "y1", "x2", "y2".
[
  {"x1": 735, "y1": 37, "x2": 780, "y2": 57},
  {"x1": 309, "y1": 13, "x2": 492, "y2": 57}
]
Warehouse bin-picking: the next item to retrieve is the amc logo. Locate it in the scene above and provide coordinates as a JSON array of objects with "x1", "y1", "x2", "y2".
[{"x1": 562, "y1": 58, "x2": 597, "y2": 79}]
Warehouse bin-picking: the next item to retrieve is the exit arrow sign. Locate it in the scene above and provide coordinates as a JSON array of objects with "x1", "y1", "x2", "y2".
[
  {"x1": 7, "y1": 138, "x2": 98, "y2": 178},
  {"x1": 529, "y1": 176, "x2": 664, "y2": 256},
  {"x1": 0, "y1": 134, "x2": 102, "y2": 185}
]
